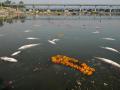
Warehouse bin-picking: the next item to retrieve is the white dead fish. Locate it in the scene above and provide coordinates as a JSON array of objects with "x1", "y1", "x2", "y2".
[
  {"x1": 48, "y1": 39, "x2": 60, "y2": 45},
  {"x1": 94, "y1": 57, "x2": 120, "y2": 68},
  {"x1": 18, "y1": 43, "x2": 40, "y2": 50},
  {"x1": 92, "y1": 31, "x2": 100, "y2": 34},
  {"x1": 100, "y1": 46, "x2": 119, "y2": 53},
  {"x1": 102, "y1": 38, "x2": 115, "y2": 41},
  {"x1": 0, "y1": 56, "x2": 18, "y2": 62},
  {"x1": 26, "y1": 37, "x2": 39, "y2": 40},
  {"x1": 11, "y1": 51, "x2": 21, "y2": 56}
]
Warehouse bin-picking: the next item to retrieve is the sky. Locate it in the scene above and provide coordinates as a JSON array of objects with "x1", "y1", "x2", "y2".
[{"x1": 0, "y1": 0, "x2": 120, "y2": 4}]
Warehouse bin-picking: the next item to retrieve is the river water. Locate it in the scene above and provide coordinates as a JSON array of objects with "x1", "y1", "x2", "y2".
[{"x1": 0, "y1": 16, "x2": 120, "y2": 90}]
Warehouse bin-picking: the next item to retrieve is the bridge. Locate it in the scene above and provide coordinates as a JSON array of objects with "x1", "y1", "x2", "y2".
[{"x1": 4, "y1": 4, "x2": 120, "y2": 14}]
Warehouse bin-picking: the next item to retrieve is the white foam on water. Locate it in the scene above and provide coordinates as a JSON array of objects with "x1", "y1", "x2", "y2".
[
  {"x1": 94, "y1": 57, "x2": 120, "y2": 68},
  {"x1": 11, "y1": 51, "x2": 21, "y2": 56},
  {"x1": 0, "y1": 56, "x2": 18, "y2": 62},
  {"x1": 18, "y1": 43, "x2": 40, "y2": 50}
]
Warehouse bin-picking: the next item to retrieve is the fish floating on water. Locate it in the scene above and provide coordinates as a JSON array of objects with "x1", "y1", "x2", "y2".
[
  {"x1": 26, "y1": 37, "x2": 39, "y2": 40},
  {"x1": 11, "y1": 51, "x2": 21, "y2": 56},
  {"x1": 100, "y1": 46, "x2": 119, "y2": 53},
  {"x1": 92, "y1": 31, "x2": 100, "y2": 34},
  {"x1": 102, "y1": 38, "x2": 115, "y2": 41},
  {"x1": 18, "y1": 43, "x2": 40, "y2": 50},
  {"x1": 94, "y1": 57, "x2": 120, "y2": 68},
  {"x1": 48, "y1": 39, "x2": 60, "y2": 45},
  {"x1": 0, "y1": 56, "x2": 18, "y2": 62}
]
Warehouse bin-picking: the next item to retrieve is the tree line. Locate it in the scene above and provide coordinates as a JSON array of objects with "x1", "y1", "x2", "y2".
[{"x1": 0, "y1": 0, "x2": 25, "y2": 8}]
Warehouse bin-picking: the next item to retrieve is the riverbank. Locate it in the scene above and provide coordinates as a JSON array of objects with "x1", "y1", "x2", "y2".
[
  {"x1": 0, "y1": 7, "x2": 24, "y2": 18},
  {"x1": 25, "y1": 10, "x2": 120, "y2": 16}
]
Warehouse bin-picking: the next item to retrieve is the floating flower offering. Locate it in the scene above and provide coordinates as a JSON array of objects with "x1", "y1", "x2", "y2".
[{"x1": 51, "y1": 55, "x2": 95, "y2": 76}]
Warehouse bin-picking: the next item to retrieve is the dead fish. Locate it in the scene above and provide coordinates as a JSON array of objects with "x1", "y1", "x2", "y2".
[
  {"x1": 100, "y1": 46, "x2": 119, "y2": 53},
  {"x1": 102, "y1": 38, "x2": 115, "y2": 41},
  {"x1": 94, "y1": 57, "x2": 120, "y2": 68},
  {"x1": 0, "y1": 56, "x2": 18, "y2": 62},
  {"x1": 48, "y1": 39, "x2": 60, "y2": 45},
  {"x1": 26, "y1": 37, "x2": 39, "y2": 40},
  {"x1": 11, "y1": 51, "x2": 21, "y2": 56},
  {"x1": 92, "y1": 31, "x2": 100, "y2": 34},
  {"x1": 18, "y1": 43, "x2": 40, "y2": 50}
]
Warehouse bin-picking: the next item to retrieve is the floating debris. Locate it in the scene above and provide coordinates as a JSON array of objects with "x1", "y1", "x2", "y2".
[
  {"x1": 0, "y1": 56, "x2": 18, "y2": 62},
  {"x1": 48, "y1": 39, "x2": 60, "y2": 45},
  {"x1": 102, "y1": 38, "x2": 115, "y2": 41},
  {"x1": 92, "y1": 31, "x2": 100, "y2": 34},
  {"x1": 51, "y1": 55, "x2": 95, "y2": 76},
  {"x1": 95, "y1": 57, "x2": 120, "y2": 68},
  {"x1": 18, "y1": 43, "x2": 40, "y2": 50},
  {"x1": 26, "y1": 37, "x2": 39, "y2": 40},
  {"x1": 100, "y1": 46, "x2": 119, "y2": 53},
  {"x1": 11, "y1": 51, "x2": 21, "y2": 56}
]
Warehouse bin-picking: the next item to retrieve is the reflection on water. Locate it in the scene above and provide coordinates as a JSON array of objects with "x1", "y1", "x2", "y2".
[
  {"x1": 0, "y1": 15, "x2": 120, "y2": 90},
  {"x1": 0, "y1": 16, "x2": 26, "y2": 27}
]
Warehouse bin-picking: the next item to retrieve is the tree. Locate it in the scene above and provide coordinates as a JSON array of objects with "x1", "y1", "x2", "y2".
[
  {"x1": 19, "y1": 1, "x2": 25, "y2": 8},
  {"x1": 4, "y1": 0, "x2": 11, "y2": 5},
  {"x1": 11, "y1": 2, "x2": 16, "y2": 5}
]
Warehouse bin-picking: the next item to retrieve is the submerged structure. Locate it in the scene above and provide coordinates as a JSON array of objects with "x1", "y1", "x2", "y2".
[{"x1": 51, "y1": 55, "x2": 95, "y2": 76}]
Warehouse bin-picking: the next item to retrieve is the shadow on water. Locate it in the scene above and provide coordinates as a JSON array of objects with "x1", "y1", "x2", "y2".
[
  {"x1": 0, "y1": 16, "x2": 26, "y2": 27},
  {"x1": 1, "y1": 15, "x2": 120, "y2": 27}
]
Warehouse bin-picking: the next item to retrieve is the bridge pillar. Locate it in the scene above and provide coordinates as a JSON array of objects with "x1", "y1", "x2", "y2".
[
  {"x1": 64, "y1": 5, "x2": 66, "y2": 15},
  {"x1": 109, "y1": 6, "x2": 112, "y2": 14},
  {"x1": 94, "y1": 5, "x2": 97, "y2": 12},
  {"x1": 79, "y1": 5, "x2": 82, "y2": 15}
]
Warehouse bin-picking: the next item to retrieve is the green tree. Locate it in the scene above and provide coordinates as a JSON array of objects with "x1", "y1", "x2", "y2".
[
  {"x1": 19, "y1": 0, "x2": 24, "y2": 8},
  {"x1": 4, "y1": 0, "x2": 11, "y2": 5}
]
